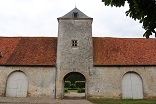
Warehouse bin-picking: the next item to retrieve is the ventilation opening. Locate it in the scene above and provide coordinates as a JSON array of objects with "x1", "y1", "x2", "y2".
[
  {"x1": 72, "y1": 40, "x2": 78, "y2": 47},
  {"x1": 73, "y1": 12, "x2": 78, "y2": 18}
]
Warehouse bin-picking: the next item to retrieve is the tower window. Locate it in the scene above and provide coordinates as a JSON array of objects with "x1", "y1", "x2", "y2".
[
  {"x1": 73, "y1": 12, "x2": 78, "y2": 18},
  {"x1": 72, "y1": 40, "x2": 78, "y2": 47}
]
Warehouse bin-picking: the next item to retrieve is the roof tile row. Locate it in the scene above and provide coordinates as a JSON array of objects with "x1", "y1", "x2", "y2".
[
  {"x1": 93, "y1": 38, "x2": 156, "y2": 65},
  {"x1": 0, "y1": 37, "x2": 57, "y2": 66},
  {"x1": 1, "y1": 37, "x2": 156, "y2": 66}
]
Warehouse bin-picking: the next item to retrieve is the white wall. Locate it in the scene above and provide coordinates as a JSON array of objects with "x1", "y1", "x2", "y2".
[
  {"x1": 0, "y1": 66, "x2": 56, "y2": 99},
  {"x1": 88, "y1": 66, "x2": 156, "y2": 99}
]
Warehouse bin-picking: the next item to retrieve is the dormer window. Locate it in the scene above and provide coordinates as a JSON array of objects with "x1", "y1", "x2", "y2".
[
  {"x1": 73, "y1": 12, "x2": 78, "y2": 18},
  {"x1": 72, "y1": 40, "x2": 78, "y2": 47}
]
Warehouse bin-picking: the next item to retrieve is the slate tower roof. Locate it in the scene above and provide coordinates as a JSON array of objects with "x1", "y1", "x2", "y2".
[{"x1": 58, "y1": 7, "x2": 92, "y2": 19}]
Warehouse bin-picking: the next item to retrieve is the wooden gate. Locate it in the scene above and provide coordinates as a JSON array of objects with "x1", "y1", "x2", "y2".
[
  {"x1": 6, "y1": 71, "x2": 28, "y2": 97},
  {"x1": 122, "y1": 72, "x2": 143, "y2": 99}
]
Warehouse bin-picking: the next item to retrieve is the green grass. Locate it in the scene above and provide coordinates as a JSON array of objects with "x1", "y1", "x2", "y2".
[
  {"x1": 64, "y1": 88, "x2": 78, "y2": 93},
  {"x1": 68, "y1": 90, "x2": 78, "y2": 92},
  {"x1": 89, "y1": 99, "x2": 156, "y2": 104}
]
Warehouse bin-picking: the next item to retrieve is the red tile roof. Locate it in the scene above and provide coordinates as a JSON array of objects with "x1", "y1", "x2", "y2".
[
  {"x1": 1, "y1": 37, "x2": 156, "y2": 66},
  {"x1": 93, "y1": 37, "x2": 156, "y2": 65},
  {"x1": 0, "y1": 37, "x2": 57, "y2": 66}
]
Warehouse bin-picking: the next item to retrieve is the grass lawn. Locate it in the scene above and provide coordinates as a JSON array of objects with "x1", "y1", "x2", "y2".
[
  {"x1": 64, "y1": 88, "x2": 78, "y2": 93},
  {"x1": 89, "y1": 99, "x2": 156, "y2": 104},
  {"x1": 68, "y1": 90, "x2": 78, "y2": 93}
]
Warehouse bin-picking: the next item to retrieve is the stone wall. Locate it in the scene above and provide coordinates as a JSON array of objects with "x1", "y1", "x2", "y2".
[
  {"x1": 57, "y1": 19, "x2": 93, "y2": 70},
  {"x1": 56, "y1": 19, "x2": 93, "y2": 99},
  {"x1": 0, "y1": 66, "x2": 56, "y2": 99},
  {"x1": 0, "y1": 66, "x2": 156, "y2": 99},
  {"x1": 88, "y1": 66, "x2": 156, "y2": 99}
]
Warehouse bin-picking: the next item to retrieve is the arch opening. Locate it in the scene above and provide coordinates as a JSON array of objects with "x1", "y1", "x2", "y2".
[
  {"x1": 6, "y1": 71, "x2": 28, "y2": 97},
  {"x1": 63, "y1": 72, "x2": 86, "y2": 99},
  {"x1": 122, "y1": 72, "x2": 143, "y2": 99}
]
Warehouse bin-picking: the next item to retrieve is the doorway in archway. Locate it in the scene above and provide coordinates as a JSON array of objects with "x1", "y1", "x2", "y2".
[
  {"x1": 122, "y1": 72, "x2": 143, "y2": 99},
  {"x1": 63, "y1": 72, "x2": 86, "y2": 99},
  {"x1": 6, "y1": 71, "x2": 28, "y2": 97}
]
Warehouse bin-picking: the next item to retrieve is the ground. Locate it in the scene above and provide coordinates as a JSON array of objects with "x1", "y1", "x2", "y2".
[
  {"x1": 0, "y1": 92, "x2": 92, "y2": 104},
  {"x1": 64, "y1": 92, "x2": 85, "y2": 99},
  {"x1": 0, "y1": 97, "x2": 93, "y2": 104}
]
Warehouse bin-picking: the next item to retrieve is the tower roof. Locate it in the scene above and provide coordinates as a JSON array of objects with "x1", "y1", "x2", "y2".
[{"x1": 58, "y1": 7, "x2": 92, "y2": 19}]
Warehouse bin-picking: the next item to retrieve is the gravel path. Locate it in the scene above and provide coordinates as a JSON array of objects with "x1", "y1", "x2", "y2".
[
  {"x1": 64, "y1": 92, "x2": 85, "y2": 99},
  {"x1": 0, "y1": 97, "x2": 93, "y2": 104}
]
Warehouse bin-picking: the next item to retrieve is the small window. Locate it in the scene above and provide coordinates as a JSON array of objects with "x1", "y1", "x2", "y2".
[
  {"x1": 73, "y1": 12, "x2": 78, "y2": 18},
  {"x1": 72, "y1": 40, "x2": 78, "y2": 47}
]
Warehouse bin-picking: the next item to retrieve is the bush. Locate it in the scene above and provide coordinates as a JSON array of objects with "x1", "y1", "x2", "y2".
[
  {"x1": 64, "y1": 81, "x2": 71, "y2": 88},
  {"x1": 75, "y1": 81, "x2": 85, "y2": 88},
  {"x1": 64, "y1": 88, "x2": 68, "y2": 93},
  {"x1": 77, "y1": 88, "x2": 85, "y2": 93},
  {"x1": 70, "y1": 84, "x2": 76, "y2": 88}
]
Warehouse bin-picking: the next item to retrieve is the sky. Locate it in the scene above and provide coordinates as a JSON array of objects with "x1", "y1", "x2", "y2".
[{"x1": 0, "y1": 0, "x2": 148, "y2": 38}]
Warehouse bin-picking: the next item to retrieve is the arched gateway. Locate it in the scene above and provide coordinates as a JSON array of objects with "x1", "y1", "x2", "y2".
[{"x1": 63, "y1": 72, "x2": 86, "y2": 99}]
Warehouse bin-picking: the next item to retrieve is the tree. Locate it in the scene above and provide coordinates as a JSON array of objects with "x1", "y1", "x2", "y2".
[{"x1": 102, "y1": 0, "x2": 156, "y2": 38}]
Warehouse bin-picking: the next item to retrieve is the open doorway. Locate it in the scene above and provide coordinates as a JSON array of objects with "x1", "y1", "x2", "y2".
[{"x1": 63, "y1": 72, "x2": 86, "y2": 99}]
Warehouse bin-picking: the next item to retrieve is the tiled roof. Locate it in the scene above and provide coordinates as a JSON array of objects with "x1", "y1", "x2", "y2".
[
  {"x1": 1, "y1": 37, "x2": 156, "y2": 66},
  {"x1": 93, "y1": 37, "x2": 156, "y2": 65},
  {"x1": 0, "y1": 37, "x2": 57, "y2": 66}
]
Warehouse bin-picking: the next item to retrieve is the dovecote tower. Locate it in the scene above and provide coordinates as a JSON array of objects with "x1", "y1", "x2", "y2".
[{"x1": 56, "y1": 8, "x2": 93, "y2": 99}]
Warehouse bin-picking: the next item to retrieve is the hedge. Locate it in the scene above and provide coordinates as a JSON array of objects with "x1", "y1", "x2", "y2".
[
  {"x1": 70, "y1": 84, "x2": 76, "y2": 88},
  {"x1": 75, "y1": 81, "x2": 85, "y2": 88},
  {"x1": 64, "y1": 81, "x2": 71, "y2": 88},
  {"x1": 78, "y1": 88, "x2": 85, "y2": 93},
  {"x1": 64, "y1": 88, "x2": 68, "y2": 93}
]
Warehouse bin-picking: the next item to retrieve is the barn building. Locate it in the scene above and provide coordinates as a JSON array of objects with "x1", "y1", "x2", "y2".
[{"x1": 0, "y1": 8, "x2": 156, "y2": 99}]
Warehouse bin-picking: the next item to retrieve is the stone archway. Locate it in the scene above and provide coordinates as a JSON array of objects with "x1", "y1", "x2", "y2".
[
  {"x1": 63, "y1": 72, "x2": 86, "y2": 99},
  {"x1": 122, "y1": 72, "x2": 143, "y2": 99},
  {"x1": 6, "y1": 71, "x2": 28, "y2": 97}
]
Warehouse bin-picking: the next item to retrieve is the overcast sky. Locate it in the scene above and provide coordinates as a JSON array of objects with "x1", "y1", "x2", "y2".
[{"x1": 0, "y1": 0, "x2": 148, "y2": 38}]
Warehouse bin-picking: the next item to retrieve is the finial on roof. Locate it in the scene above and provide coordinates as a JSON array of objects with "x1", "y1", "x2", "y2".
[{"x1": 75, "y1": 2, "x2": 76, "y2": 8}]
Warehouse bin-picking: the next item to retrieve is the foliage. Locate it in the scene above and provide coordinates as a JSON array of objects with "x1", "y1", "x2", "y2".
[
  {"x1": 89, "y1": 99, "x2": 156, "y2": 104},
  {"x1": 64, "y1": 88, "x2": 68, "y2": 93},
  {"x1": 77, "y1": 88, "x2": 85, "y2": 93},
  {"x1": 75, "y1": 81, "x2": 85, "y2": 88},
  {"x1": 65, "y1": 74, "x2": 85, "y2": 84},
  {"x1": 68, "y1": 88, "x2": 78, "y2": 90},
  {"x1": 64, "y1": 81, "x2": 71, "y2": 88},
  {"x1": 70, "y1": 84, "x2": 76, "y2": 88},
  {"x1": 102, "y1": 0, "x2": 156, "y2": 38}
]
